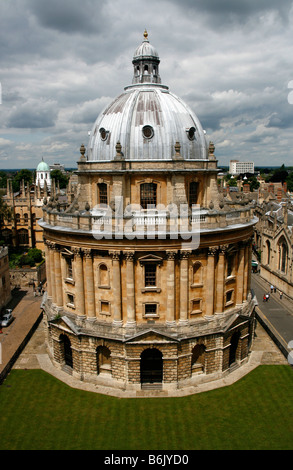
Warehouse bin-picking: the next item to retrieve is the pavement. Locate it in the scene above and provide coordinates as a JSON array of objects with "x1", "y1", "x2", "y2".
[
  {"x1": 251, "y1": 272, "x2": 293, "y2": 356},
  {"x1": 1, "y1": 284, "x2": 287, "y2": 398},
  {"x1": 0, "y1": 287, "x2": 43, "y2": 380}
]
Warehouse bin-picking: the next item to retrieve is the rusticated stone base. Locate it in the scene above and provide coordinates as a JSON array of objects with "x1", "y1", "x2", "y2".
[{"x1": 43, "y1": 300, "x2": 256, "y2": 393}]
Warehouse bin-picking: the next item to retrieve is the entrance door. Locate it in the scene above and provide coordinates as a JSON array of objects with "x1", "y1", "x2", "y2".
[
  {"x1": 140, "y1": 348, "x2": 163, "y2": 384},
  {"x1": 229, "y1": 332, "x2": 240, "y2": 366},
  {"x1": 61, "y1": 335, "x2": 73, "y2": 368}
]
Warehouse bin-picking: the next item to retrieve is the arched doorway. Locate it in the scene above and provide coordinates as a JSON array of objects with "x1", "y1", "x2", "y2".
[
  {"x1": 60, "y1": 334, "x2": 73, "y2": 368},
  {"x1": 229, "y1": 332, "x2": 240, "y2": 367},
  {"x1": 140, "y1": 348, "x2": 163, "y2": 384},
  {"x1": 96, "y1": 345, "x2": 112, "y2": 376},
  {"x1": 191, "y1": 344, "x2": 206, "y2": 374}
]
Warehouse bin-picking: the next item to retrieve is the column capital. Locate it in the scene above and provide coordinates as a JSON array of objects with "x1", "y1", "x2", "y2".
[
  {"x1": 83, "y1": 248, "x2": 92, "y2": 258},
  {"x1": 125, "y1": 251, "x2": 135, "y2": 261},
  {"x1": 180, "y1": 250, "x2": 192, "y2": 259},
  {"x1": 109, "y1": 250, "x2": 121, "y2": 261},
  {"x1": 208, "y1": 247, "x2": 218, "y2": 257},
  {"x1": 166, "y1": 250, "x2": 177, "y2": 260},
  {"x1": 71, "y1": 246, "x2": 82, "y2": 256},
  {"x1": 219, "y1": 244, "x2": 229, "y2": 254},
  {"x1": 46, "y1": 240, "x2": 56, "y2": 250}
]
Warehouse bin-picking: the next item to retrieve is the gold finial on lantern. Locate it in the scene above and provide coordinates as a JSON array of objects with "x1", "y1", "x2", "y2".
[{"x1": 144, "y1": 29, "x2": 148, "y2": 40}]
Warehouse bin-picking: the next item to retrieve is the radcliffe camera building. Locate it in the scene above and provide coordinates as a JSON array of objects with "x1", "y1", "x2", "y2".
[{"x1": 40, "y1": 32, "x2": 257, "y2": 392}]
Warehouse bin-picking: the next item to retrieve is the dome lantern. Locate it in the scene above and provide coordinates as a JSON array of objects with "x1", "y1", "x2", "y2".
[{"x1": 132, "y1": 30, "x2": 161, "y2": 85}]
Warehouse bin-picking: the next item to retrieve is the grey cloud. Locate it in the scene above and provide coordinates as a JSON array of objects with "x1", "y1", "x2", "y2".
[
  {"x1": 168, "y1": 0, "x2": 293, "y2": 25},
  {"x1": 28, "y1": 0, "x2": 107, "y2": 34},
  {"x1": 7, "y1": 99, "x2": 58, "y2": 129}
]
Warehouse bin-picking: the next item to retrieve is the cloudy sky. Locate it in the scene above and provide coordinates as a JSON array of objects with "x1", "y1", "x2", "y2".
[{"x1": 1, "y1": 0, "x2": 293, "y2": 170}]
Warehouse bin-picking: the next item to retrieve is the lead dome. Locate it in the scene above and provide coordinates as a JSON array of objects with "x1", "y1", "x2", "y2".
[{"x1": 87, "y1": 31, "x2": 208, "y2": 162}]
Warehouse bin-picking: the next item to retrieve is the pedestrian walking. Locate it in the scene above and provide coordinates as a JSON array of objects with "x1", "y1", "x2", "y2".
[
  {"x1": 270, "y1": 285, "x2": 274, "y2": 293},
  {"x1": 280, "y1": 291, "x2": 283, "y2": 300},
  {"x1": 266, "y1": 293, "x2": 269, "y2": 301},
  {"x1": 263, "y1": 294, "x2": 267, "y2": 302}
]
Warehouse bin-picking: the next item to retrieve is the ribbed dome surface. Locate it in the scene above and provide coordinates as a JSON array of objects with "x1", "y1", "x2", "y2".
[
  {"x1": 87, "y1": 33, "x2": 208, "y2": 162},
  {"x1": 88, "y1": 86, "x2": 208, "y2": 161}
]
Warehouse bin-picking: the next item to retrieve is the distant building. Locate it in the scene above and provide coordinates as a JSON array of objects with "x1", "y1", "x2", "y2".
[
  {"x1": 254, "y1": 197, "x2": 293, "y2": 300},
  {"x1": 36, "y1": 158, "x2": 51, "y2": 190},
  {"x1": 50, "y1": 163, "x2": 65, "y2": 174},
  {"x1": 0, "y1": 246, "x2": 11, "y2": 313},
  {"x1": 2, "y1": 159, "x2": 69, "y2": 252},
  {"x1": 230, "y1": 160, "x2": 254, "y2": 175}
]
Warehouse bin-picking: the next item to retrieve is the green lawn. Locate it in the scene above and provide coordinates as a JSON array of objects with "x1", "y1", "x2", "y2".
[{"x1": 0, "y1": 365, "x2": 292, "y2": 450}]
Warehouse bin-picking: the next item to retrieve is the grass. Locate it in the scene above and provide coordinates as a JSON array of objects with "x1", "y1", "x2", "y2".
[{"x1": 0, "y1": 365, "x2": 292, "y2": 450}]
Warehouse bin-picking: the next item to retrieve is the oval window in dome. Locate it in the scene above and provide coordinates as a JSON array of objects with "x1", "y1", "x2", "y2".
[
  {"x1": 99, "y1": 128, "x2": 108, "y2": 141},
  {"x1": 187, "y1": 127, "x2": 196, "y2": 141},
  {"x1": 142, "y1": 125, "x2": 154, "y2": 139}
]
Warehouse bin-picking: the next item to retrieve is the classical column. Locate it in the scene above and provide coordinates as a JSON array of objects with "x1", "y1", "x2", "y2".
[
  {"x1": 125, "y1": 251, "x2": 136, "y2": 326},
  {"x1": 179, "y1": 250, "x2": 191, "y2": 324},
  {"x1": 206, "y1": 247, "x2": 217, "y2": 316},
  {"x1": 44, "y1": 240, "x2": 52, "y2": 298},
  {"x1": 236, "y1": 244, "x2": 245, "y2": 305},
  {"x1": 72, "y1": 247, "x2": 85, "y2": 317},
  {"x1": 83, "y1": 249, "x2": 95, "y2": 318},
  {"x1": 54, "y1": 245, "x2": 63, "y2": 307},
  {"x1": 110, "y1": 250, "x2": 122, "y2": 325},
  {"x1": 49, "y1": 242, "x2": 56, "y2": 303},
  {"x1": 166, "y1": 250, "x2": 176, "y2": 325},
  {"x1": 215, "y1": 245, "x2": 226, "y2": 314},
  {"x1": 243, "y1": 242, "x2": 249, "y2": 302}
]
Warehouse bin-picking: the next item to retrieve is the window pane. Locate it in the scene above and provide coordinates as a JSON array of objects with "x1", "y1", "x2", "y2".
[
  {"x1": 189, "y1": 182, "x2": 198, "y2": 207},
  {"x1": 145, "y1": 263, "x2": 156, "y2": 286},
  {"x1": 140, "y1": 183, "x2": 157, "y2": 209},
  {"x1": 98, "y1": 183, "x2": 108, "y2": 205}
]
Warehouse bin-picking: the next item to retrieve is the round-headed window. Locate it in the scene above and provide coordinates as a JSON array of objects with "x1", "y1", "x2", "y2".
[{"x1": 142, "y1": 125, "x2": 154, "y2": 139}]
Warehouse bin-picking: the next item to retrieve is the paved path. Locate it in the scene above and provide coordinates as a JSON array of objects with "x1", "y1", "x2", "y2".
[
  {"x1": 0, "y1": 288, "x2": 43, "y2": 380},
  {"x1": 251, "y1": 272, "x2": 293, "y2": 355}
]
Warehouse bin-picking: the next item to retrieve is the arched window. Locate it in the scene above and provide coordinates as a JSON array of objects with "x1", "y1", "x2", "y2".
[
  {"x1": 24, "y1": 213, "x2": 28, "y2": 224},
  {"x1": 98, "y1": 263, "x2": 109, "y2": 287},
  {"x1": 266, "y1": 240, "x2": 271, "y2": 265},
  {"x1": 15, "y1": 213, "x2": 20, "y2": 224},
  {"x1": 140, "y1": 183, "x2": 157, "y2": 209},
  {"x1": 96, "y1": 346, "x2": 111, "y2": 375},
  {"x1": 1, "y1": 229, "x2": 12, "y2": 245},
  {"x1": 278, "y1": 237, "x2": 288, "y2": 273},
  {"x1": 189, "y1": 182, "x2": 198, "y2": 207},
  {"x1": 60, "y1": 334, "x2": 73, "y2": 368},
  {"x1": 97, "y1": 183, "x2": 108, "y2": 205},
  {"x1": 192, "y1": 262, "x2": 202, "y2": 285},
  {"x1": 229, "y1": 331, "x2": 241, "y2": 366},
  {"x1": 226, "y1": 253, "x2": 235, "y2": 277},
  {"x1": 18, "y1": 228, "x2": 29, "y2": 245},
  {"x1": 191, "y1": 344, "x2": 206, "y2": 373}
]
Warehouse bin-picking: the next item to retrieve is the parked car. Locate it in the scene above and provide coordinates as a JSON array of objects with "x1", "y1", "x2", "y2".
[{"x1": 1, "y1": 309, "x2": 13, "y2": 327}]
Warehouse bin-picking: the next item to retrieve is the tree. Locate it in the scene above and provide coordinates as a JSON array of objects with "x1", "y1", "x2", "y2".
[
  {"x1": 0, "y1": 195, "x2": 12, "y2": 231},
  {"x1": 50, "y1": 169, "x2": 69, "y2": 189},
  {"x1": 247, "y1": 176, "x2": 260, "y2": 192},
  {"x1": 12, "y1": 169, "x2": 33, "y2": 192},
  {"x1": 286, "y1": 171, "x2": 293, "y2": 192},
  {"x1": 268, "y1": 164, "x2": 288, "y2": 184},
  {"x1": 0, "y1": 171, "x2": 7, "y2": 189}
]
